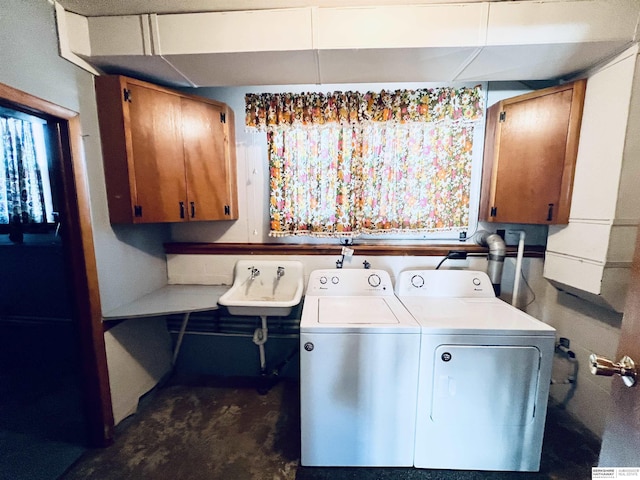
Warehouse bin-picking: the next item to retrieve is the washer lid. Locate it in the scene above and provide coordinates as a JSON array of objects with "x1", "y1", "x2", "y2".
[
  {"x1": 398, "y1": 297, "x2": 556, "y2": 335},
  {"x1": 300, "y1": 295, "x2": 419, "y2": 333},
  {"x1": 319, "y1": 297, "x2": 399, "y2": 324}
]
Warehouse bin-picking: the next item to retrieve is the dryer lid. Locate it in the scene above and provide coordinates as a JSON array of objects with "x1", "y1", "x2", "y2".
[{"x1": 398, "y1": 297, "x2": 556, "y2": 335}]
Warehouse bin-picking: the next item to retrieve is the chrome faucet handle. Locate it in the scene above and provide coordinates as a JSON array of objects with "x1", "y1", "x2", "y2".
[
  {"x1": 248, "y1": 266, "x2": 260, "y2": 279},
  {"x1": 277, "y1": 266, "x2": 285, "y2": 277}
]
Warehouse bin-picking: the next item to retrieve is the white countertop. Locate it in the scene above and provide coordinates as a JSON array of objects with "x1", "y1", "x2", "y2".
[{"x1": 103, "y1": 284, "x2": 230, "y2": 321}]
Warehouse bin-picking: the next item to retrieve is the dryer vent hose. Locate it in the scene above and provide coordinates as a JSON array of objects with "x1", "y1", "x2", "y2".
[{"x1": 475, "y1": 231, "x2": 506, "y2": 296}]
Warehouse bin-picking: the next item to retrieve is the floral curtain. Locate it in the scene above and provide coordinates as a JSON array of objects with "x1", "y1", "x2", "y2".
[
  {"x1": 0, "y1": 116, "x2": 46, "y2": 225},
  {"x1": 246, "y1": 87, "x2": 484, "y2": 237}
]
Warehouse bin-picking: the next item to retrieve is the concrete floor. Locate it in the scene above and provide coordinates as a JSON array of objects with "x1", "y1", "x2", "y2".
[{"x1": 60, "y1": 373, "x2": 600, "y2": 480}]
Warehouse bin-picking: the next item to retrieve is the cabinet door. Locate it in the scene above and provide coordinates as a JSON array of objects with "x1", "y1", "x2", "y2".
[
  {"x1": 181, "y1": 98, "x2": 233, "y2": 221},
  {"x1": 127, "y1": 83, "x2": 186, "y2": 223},
  {"x1": 480, "y1": 80, "x2": 585, "y2": 224},
  {"x1": 493, "y1": 88, "x2": 573, "y2": 223}
]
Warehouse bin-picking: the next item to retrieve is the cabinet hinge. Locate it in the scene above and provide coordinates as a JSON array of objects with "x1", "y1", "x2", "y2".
[
  {"x1": 123, "y1": 88, "x2": 132, "y2": 103},
  {"x1": 134, "y1": 205, "x2": 142, "y2": 217},
  {"x1": 499, "y1": 111, "x2": 506, "y2": 122},
  {"x1": 490, "y1": 206, "x2": 497, "y2": 217},
  {"x1": 220, "y1": 112, "x2": 226, "y2": 123}
]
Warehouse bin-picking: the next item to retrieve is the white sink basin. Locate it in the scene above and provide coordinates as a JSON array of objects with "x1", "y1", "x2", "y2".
[{"x1": 218, "y1": 260, "x2": 305, "y2": 316}]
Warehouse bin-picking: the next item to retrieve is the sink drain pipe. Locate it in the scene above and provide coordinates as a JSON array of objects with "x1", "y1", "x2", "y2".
[
  {"x1": 253, "y1": 315, "x2": 269, "y2": 374},
  {"x1": 252, "y1": 316, "x2": 299, "y2": 394}
]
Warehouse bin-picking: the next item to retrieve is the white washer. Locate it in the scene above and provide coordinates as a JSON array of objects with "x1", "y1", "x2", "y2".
[
  {"x1": 300, "y1": 268, "x2": 420, "y2": 467},
  {"x1": 395, "y1": 269, "x2": 556, "y2": 472}
]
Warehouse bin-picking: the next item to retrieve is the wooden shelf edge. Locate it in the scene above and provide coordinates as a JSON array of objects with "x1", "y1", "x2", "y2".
[{"x1": 164, "y1": 242, "x2": 546, "y2": 258}]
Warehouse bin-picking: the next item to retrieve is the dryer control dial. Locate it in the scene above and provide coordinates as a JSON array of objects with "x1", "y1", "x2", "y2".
[
  {"x1": 319, "y1": 276, "x2": 328, "y2": 285},
  {"x1": 411, "y1": 274, "x2": 425, "y2": 288},
  {"x1": 368, "y1": 273, "x2": 382, "y2": 287},
  {"x1": 331, "y1": 276, "x2": 340, "y2": 284}
]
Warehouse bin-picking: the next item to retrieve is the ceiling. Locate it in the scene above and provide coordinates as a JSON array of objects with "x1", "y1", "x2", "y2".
[
  {"x1": 55, "y1": 0, "x2": 640, "y2": 88},
  {"x1": 57, "y1": 0, "x2": 502, "y2": 17}
]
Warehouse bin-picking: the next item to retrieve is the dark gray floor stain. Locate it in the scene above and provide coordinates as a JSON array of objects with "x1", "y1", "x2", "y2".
[{"x1": 61, "y1": 374, "x2": 599, "y2": 480}]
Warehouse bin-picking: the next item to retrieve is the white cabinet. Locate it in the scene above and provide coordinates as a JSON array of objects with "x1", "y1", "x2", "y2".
[{"x1": 544, "y1": 45, "x2": 640, "y2": 312}]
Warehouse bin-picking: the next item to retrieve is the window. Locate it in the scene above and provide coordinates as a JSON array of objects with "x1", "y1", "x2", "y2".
[
  {"x1": 0, "y1": 106, "x2": 56, "y2": 233},
  {"x1": 246, "y1": 86, "x2": 484, "y2": 239}
]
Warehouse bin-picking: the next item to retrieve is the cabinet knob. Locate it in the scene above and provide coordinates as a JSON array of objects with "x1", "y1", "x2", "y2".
[
  {"x1": 547, "y1": 203, "x2": 554, "y2": 221},
  {"x1": 190, "y1": 202, "x2": 195, "y2": 218},
  {"x1": 179, "y1": 201, "x2": 185, "y2": 219}
]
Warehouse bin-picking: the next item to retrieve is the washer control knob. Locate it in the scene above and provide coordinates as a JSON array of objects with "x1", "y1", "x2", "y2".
[
  {"x1": 319, "y1": 276, "x2": 328, "y2": 285},
  {"x1": 368, "y1": 274, "x2": 381, "y2": 287},
  {"x1": 472, "y1": 277, "x2": 481, "y2": 286},
  {"x1": 331, "y1": 276, "x2": 339, "y2": 284},
  {"x1": 411, "y1": 275, "x2": 425, "y2": 288}
]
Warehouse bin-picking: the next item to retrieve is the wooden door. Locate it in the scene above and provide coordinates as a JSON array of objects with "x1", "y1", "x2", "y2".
[
  {"x1": 181, "y1": 97, "x2": 231, "y2": 221},
  {"x1": 597, "y1": 224, "x2": 640, "y2": 467},
  {"x1": 127, "y1": 83, "x2": 186, "y2": 223},
  {"x1": 492, "y1": 88, "x2": 573, "y2": 224}
]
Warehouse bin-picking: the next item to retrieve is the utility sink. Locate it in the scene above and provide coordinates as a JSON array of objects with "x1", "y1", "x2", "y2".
[{"x1": 218, "y1": 260, "x2": 305, "y2": 317}]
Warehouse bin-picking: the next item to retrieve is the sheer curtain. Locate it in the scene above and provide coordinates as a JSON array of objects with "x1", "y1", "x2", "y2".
[
  {"x1": 246, "y1": 87, "x2": 484, "y2": 238},
  {"x1": 0, "y1": 115, "x2": 46, "y2": 225}
]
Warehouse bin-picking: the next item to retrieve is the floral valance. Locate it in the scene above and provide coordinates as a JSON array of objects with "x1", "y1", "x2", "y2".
[{"x1": 245, "y1": 86, "x2": 484, "y2": 131}]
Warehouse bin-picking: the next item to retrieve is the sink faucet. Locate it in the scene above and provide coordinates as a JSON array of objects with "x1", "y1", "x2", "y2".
[
  {"x1": 248, "y1": 266, "x2": 260, "y2": 280},
  {"x1": 277, "y1": 266, "x2": 285, "y2": 279}
]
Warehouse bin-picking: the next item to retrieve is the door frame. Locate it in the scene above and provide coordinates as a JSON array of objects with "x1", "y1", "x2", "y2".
[{"x1": 0, "y1": 82, "x2": 114, "y2": 446}]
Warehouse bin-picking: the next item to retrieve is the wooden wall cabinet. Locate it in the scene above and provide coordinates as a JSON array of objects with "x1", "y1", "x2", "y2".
[
  {"x1": 479, "y1": 79, "x2": 586, "y2": 224},
  {"x1": 95, "y1": 75, "x2": 238, "y2": 224}
]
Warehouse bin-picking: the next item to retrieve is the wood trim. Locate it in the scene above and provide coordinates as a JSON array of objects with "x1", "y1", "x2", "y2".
[
  {"x1": 479, "y1": 102, "x2": 501, "y2": 221},
  {"x1": 0, "y1": 82, "x2": 114, "y2": 446},
  {"x1": 0, "y1": 83, "x2": 77, "y2": 119},
  {"x1": 94, "y1": 75, "x2": 134, "y2": 223},
  {"x1": 499, "y1": 81, "x2": 581, "y2": 106},
  {"x1": 61, "y1": 117, "x2": 115, "y2": 446},
  {"x1": 112, "y1": 74, "x2": 227, "y2": 109},
  {"x1": 164, "y1": 242, "x2": 545, "y2": 258},
  {"x1": 557, "y1": 78, "x2": 587, "y2": 223}
]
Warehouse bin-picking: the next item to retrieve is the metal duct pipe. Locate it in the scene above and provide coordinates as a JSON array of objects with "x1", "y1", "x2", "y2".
[{"x1": 475, "y1": 230, "x2": 506, "y2": 296}]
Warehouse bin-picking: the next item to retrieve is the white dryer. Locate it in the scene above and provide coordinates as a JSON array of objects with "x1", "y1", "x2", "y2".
[
  {"x1": 395, "y1": 269, "x2": 556, "y2": 472},
  {"x1": 300, "y1": 268, "x2": 420, "y2": 467}
]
